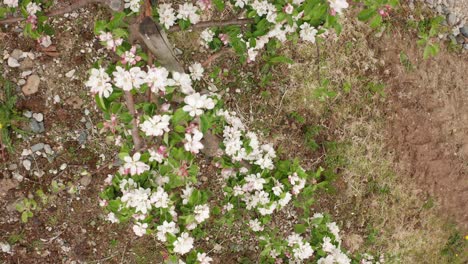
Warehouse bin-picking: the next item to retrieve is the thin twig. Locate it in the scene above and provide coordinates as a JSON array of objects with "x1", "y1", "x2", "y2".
[
  {"x1": 315, "y1": 41, "x2": 321, "y2": 84},
  {"x1": 201, "y1": 48, "x2": 232, "y2": 68},
  {"x1": 123, "y1": 91, "x2": 143, "y2": 151},
  {"x1": 169, "y1": 18, "x2": 254, "y2": 32},
  {"x1": 0, "y1": 0, "x2": 107, "y2": 25}
]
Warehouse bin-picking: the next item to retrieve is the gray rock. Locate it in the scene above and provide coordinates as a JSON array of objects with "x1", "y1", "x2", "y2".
[
  {"x1": 44, "y1": 144, "x2": 53, "y2": 155},
  {"x1": 78, "y1": 131, "x2": 87, "y2": 145},
  {"x1": 460, "y1": 26, "x2": 468, "y2": 38},
  {"x1": 85, "y1": 122, "x2": 92, "y2": 130},
  {"x1": 31, "y1": 143, "x2": 45, "y2": 152},
  {"x1": 80, "y1": 175, "x2": 92, "y2": 187},
  {"x1": 30, "y1": 119, "x2": 45, "y2": 133},
  {"x1": 464, "y1": 44, "x2": 468, "y2": 50},
  {"x1": 447, "y1": 13, "x2": 457, "y2": 26},
  {"x1": 10, "y1": 49, "x2": 23, "y2": 60}
]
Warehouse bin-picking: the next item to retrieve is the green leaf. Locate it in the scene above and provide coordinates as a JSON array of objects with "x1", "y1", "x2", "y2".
[
  {"x1": 294, "y1": 224, "x2": 307, "y2": 234},
  {"x1": 171, "y1": 108, "x2": 190, "y2": 125},
  {"x1": 358, "y1": 8, "x2": 375, "y2": 21},
  {"x1": 21, "y1": 211, "x2": 29, "y2": 223},
  {"x1": 200, "y1": 114, "x2": 211, "y2": 134},
  {"x1": 112, "y1": 28, "x2": 128, "y2": 38},
  {"x1": 212, "y1": 0, "x2": 225, "y2": 11},
  {"x1": 95, "y1": 94, "x2": 107, "y2": 111},
  {"x1": 108, "y1": 12, "x2": 126, "y2": 30},
  {"x1": 369, "y1": 14, "x2": 382, "y2": 29},
  {"x1": 269, "y1": 56, "x2": 293, "y2": 64},
  {"x1": 94, "y1": 20, "x2": 107, "y2": 35}
]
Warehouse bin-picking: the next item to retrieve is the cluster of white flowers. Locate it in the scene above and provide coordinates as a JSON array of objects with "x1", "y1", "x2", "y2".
[
  {"x1": 197, "y1": 0, "x2": 349, "y2": 62},
  {"x1": 217, "y1": 110, "x2": 276, "y2": 169},
  {"x1": 158, "y1": 3, "x2": 177, "y2": 29},
  {"x1": 85, "y1": 67, "x2": 113, "y2": 98},
  {"x1": 3, "y1": 0, "x2": 18, "y2": 8},
  {"x1": 249, "y1": 218, "x2": 264, "y2": 232},
  {"x1": 318, "y1": 237, "x2": 351, "y2": 264},
  {"x1": 156, "y1": 2, "x2": 201, "y2": 29},
  {"x1": 26, "y1": 2, "x2": 41, "y2": 16},
  {"x1": 124, "y1": 0, "x2": 141, "y2": 13},
  {"x1": 173, "y1": 232, "x2": 194, "y2": 255},
  {"x1": 184, "y1": 128, "x2": 204, "y2": 154},
  {"x1": 287, "y1": 233, "x2": 314, "y2": 261},
  {"x1": 87, "y1": 60, "x2": 208, "y2": 97},
  {"x1": 140, "y1": 114, "x2": 171, "y2": 137},
  {"x1": 98, "y1": 31, "x2": 123, "y2": 51},
  {"x1": 197, "y1": 252, "x2": 213, "y2": 264}
]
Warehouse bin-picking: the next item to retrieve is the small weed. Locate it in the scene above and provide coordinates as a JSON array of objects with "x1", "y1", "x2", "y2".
[
  {"x1": 416, "y1": 16, "x2": 445, "y2": 59},
  {"x1": 399, "y1": 51, "x2": 414, "y2": 71},
  {"x1": 15, "y1": 198, "x2": 38, "y2": 223},
  {"x1": 304, "y1": 125, "x2": 322, "y2": 152},
  {"x1": 0, "y1": 78, "x2": 24, "y2": 153}
]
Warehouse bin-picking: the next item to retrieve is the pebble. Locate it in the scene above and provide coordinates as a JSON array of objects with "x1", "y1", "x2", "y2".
[
  {"x1": 23, "y1": 159, "x2": 32, "y2": 171},
  {"x1": 10, "y1": 49, "x2": 23, "y2": 60},
  {"x1": 456, "y1": 34, "x2": 465, "y2": 44},
  {"x1": 7, "y1": 57, "x2": 20, "y2": 68},
  {"x1": 31, "y1": 143, "x2": 45, "y2": 152},
  {"x1": 85, "y1": 122, "x2": 92, "y2": 130},
  {"x1": 21, "y1": 70, "x2": 32, "y2": 77},
  {"x1": 447, "y1": 13, "x2": 457, "y2": 26},
  {"x1": 460, "y1": 26, "x2": 468, "y2": 38},
  {"x1": 18, "y1": 79, "x2": 26, "y2": 86},
  {"x1": 78, "y1": 131, "x2": 87, "y2": 145},
  {"x1": 30, "y1": 119, "x2": 45, "y2": 133},
  {"x1": 22, "y1": 75, "x2": 40, "y2": 95},
  {"x1": 8, "y1": 164, "x2": 18, "y2": 171},
  {"x1": 60, "y1": 163, "x2": 68, "y2": 170},
  {"x1": 53, "y1": 95, "x2": 61, "y2": 104},
  {"x1": 80, "y1": 175, "x2": 92, "y2": 187},
  {"x1": 33, "y1": 112, "x2": 44, "y2": 122},
  {"x1": 19, "y1": 58, "x2": 34, "y2": 70},
  {"x1": 44, "y1": 144, "x2": 53, "y2": 155},
  {"x1": 23, "y1": 111, "x2": 32, "y2": 118},
  {"x1": 65, "y1": 69, "x2": 76, "y2": 78}
]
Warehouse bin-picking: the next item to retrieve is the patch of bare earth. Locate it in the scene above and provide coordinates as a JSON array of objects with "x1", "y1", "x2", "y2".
[{"x1": 377, "y1": 31, "x2": 468, "y2": 230}]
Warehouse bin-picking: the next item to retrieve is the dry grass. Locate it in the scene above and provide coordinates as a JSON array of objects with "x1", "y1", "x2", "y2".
[{"x1": 282, "y1": 14, "x2": 467, "y2": 264}]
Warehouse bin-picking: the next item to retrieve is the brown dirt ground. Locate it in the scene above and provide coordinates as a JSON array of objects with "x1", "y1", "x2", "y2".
[{"x1": 377, "y1": 31, "x2": 468, "y2": 230}]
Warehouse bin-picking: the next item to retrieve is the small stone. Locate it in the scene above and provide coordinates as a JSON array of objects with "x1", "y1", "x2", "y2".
[
  {"x1": 19, "y1": 58, "x2": 34, "y2": 70},
  {"x1": 10, "y1": 49, "x2": 23, "y2": 60},
  {"x1": 201, "y1": 176, "x2": 208, "y2": 182},
  {"x1": 8, "y1": 164, "x2": 18, "y2": 171},
  {"x1": 460, "y1": 26, "x2": 468, "y2": 38},
  {"x1": 34, "y1": 170, "x2": 45, "y2": 178},
  {"x1": 447, "y1": 13, "x2": 457, "y2": 26},
  {"x1": 12, "y1": 172, "x2": 24, "y2": 182},
  {"x1": 22, "y1": 75, "x2": 40, "y2": 96},
  {"x1": 23, "y1": 111, "x2": 32, "y2": 118},
  {"x1": 53, "y1": 95, "x2": 61, "y2": 104},
  {"x1": 65, "y1": 69, "x2": 75, "y2": 78},
  {"x1": 44, "y1": 144, "x2": 53, "y2": 155},
  {"x1": 21, "y1": 70, "x2": 32, "y2": 77},
  {"x1": 60, "y1": 163, "x2": 68, "y2": 170},
  {"x1": 23, "y1": 159, "x2": 32, "y2": 171},
  {"x1": 464, "y1": 44, "x2": 468, "y2": 50},
  {"x1": 78, "y1": 131, "x2": 87, "y2": 145},
  {"x1": 31, "y1": 143, "x2": 45, "y2": 152},
  {"x1": 30, "y1": 119, "x2": 45, "y2": 133},
  {"x1": 18, "y1": 79, "x2": 26, "y2": 86},
  {"x1": 33, "y1": 113, "x2": 44, "y2": 122},
  {"x1": 80, "y1": 175, "x2": 92, "y2": 187},
  {"x1": 85, "y1": 122, "x2": 92, "y2": 130},
  {"x1": 7, "y1": 57, "x2": 20, "y2": 68}
]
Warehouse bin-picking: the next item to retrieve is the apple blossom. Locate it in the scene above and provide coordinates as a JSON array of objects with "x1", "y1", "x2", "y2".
[
  {"x1": 173, "y1": 232, "x2": 194, "y2": 255},
  {"x1": 158, "y1": 3, "x2": 177, "y2": 29},
  {"x1": 133, "y1": 222, "x2": 148, "y2": 236},
  {"x1": 123, "y1": 152, "x2": 150, "y2": 175}
]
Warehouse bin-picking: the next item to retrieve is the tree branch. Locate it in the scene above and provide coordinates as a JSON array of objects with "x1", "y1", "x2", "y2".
[
  {"x1": 168, "y1": 18, "x2": 254, "y2": 32},
  {"x1": 123, "y1": 91, "x2": 143, "y2": 151}
]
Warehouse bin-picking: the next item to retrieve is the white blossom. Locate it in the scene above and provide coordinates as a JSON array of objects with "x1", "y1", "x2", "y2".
[
  {"x1": 133, "y1": 222, "x2": 148, "y2": 236},
  {"x1": 300, "y1": 23, "x2": 318, "y2": 43},
  {"x1": 123, "y1": 152, "x2": 150, "y2": 176},
  {"x1": 173, "y1": 232, "x2": 194, "y2": 255},
  {"x1": 113, "y1": 66, "x2": 133, "y2": 91},
  {"x1": 121, "y1": 187, "x2": 151, "y2": 214},
  {"x1": 158, "y1": 3, "x2": 177, "y2": 29},
  {"x1": 200, "y1": 29, "x2": 215, "y2": 47},
  {"x1": 182, "y1": 93, "x2": 215, "y2": 117},
  {"x1": 184, "y1": 129, "x2": 204, "y2": 154},
  {"x1": 146, "y1": 66, "x2": 170, "y2": 93},
  {"x1": 107, "y1": 212, "x2": 120, "y2": 223},
  {"x1": 86, "y1": 67, "x2": 113, "y2": 98},
  {"x1": 177, "y1": 3, "x2": 200, "y2": 24},
  {"x1": 172, "y1": 72, "x2": 194, "y2": 94},
  {"x1": 194, "y1": 204, "x2": 210, "y2": 223},
  {"x1": 189, "y1": 62, "x2": 204, "y2": 81},
  {"x1": 3, "y1": 0, "x2": 18, "y2": 8},
  {"x1": 197, "y1": 253, "x2": 213, "y2": 264},
  {"x1": 328, "y1": 0, "x2": 349, "y2": 14},
  {"x1": 124, "y1": 0, "x2": 141, "y2": 13},
  {"x1": 26, "y1": 2, "x2": 41, "y2": 16},
  {"x1": 140, "y1": 115, "x2": 171, "y2": 137},
  {"x1": 156, "y1": 221, "x2": 179, "y2": 242},
  {"x1": 150, "y1": 186, "x2": 170, "y2": 208},
  {"x1": 249, "y1": 218, "x2": 264, "y2": 232}
]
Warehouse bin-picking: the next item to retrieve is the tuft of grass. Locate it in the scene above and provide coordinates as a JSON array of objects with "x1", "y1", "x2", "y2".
[{"x1": 0, "y1": 78, "x2": 24, "y2": 153}]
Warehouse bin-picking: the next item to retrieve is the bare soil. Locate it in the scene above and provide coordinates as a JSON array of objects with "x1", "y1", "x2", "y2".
[{"x1": 378, "y1": 31, "x2": 468, "y2": 230}]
